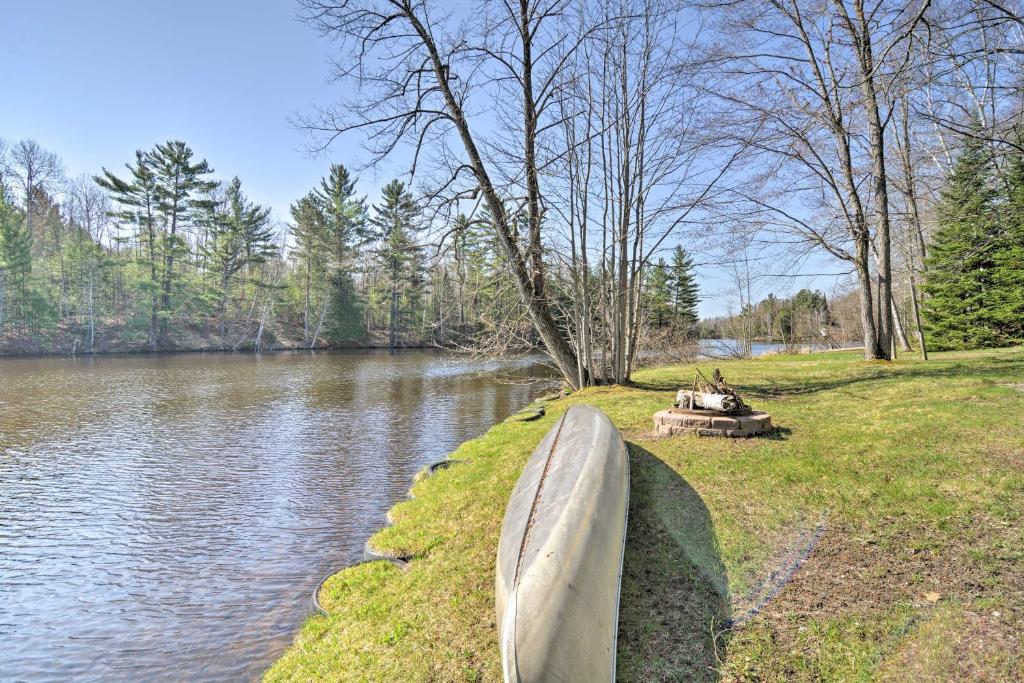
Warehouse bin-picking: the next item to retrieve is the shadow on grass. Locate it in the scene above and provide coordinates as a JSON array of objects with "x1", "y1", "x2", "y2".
[
  {"x1": 631, "y1": 354, "x2": 1024, "y2": 400},
  {"x1": 617, "y1": 444, "x2": 730, "y2": 682}
]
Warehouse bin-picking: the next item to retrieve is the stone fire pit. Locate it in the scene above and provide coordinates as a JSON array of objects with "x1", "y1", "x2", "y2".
[
  {"x1": 654, "y1": 407, "x2": 772, "y2": 437},
  {"x1": 653, "y1": 368, "x2": 773, "y2": 438}
]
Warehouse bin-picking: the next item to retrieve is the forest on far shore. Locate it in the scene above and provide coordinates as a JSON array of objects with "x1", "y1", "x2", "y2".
[
  {"x1": 0, "y1": 138, "x2": 705, "y2": 356},
  {"x1": 2, "y1": 120, "x2": 1022, "y2": 360}
]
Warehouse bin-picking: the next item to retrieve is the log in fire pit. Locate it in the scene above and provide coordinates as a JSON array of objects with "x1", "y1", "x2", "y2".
[{"x1": 654, "y1": 368, "x2": 772, "y2": 438}]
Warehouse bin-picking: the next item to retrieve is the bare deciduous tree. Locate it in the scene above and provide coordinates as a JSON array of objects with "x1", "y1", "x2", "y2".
[{"x1": 5, "y1": 139, "x2": 64, "y2": 242}]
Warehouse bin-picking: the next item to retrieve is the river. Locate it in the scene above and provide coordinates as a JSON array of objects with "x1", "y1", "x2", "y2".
[
  {"x1": 0, "y1": 350, "x2": 550, "y2": 682},
  {"x1": 697, "y1": 338, "x2": 832, "y2": 357}
]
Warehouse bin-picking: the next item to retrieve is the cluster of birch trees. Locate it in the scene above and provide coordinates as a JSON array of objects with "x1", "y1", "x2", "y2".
[{"x1": 296, "y1": 0, "x2": 1024, "y2": 387}]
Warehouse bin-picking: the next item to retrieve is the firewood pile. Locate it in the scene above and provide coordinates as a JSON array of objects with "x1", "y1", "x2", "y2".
[
  {"x1": 654, "y1": 368, "x2": 772, "y2": 437},
  {"x1": 674, "y1": 368, "x2": 752, "y2": 415}
]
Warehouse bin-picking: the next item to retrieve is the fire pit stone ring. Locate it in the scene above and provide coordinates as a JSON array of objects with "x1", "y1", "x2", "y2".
[{"x1": 654, "y1": 407, "x2": 772, "y2": 438}]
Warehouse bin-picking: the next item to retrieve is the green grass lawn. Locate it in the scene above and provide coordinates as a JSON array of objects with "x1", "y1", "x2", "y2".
[{"x1": 264, "y1": 347, "x2": 1024, "y2": 682}]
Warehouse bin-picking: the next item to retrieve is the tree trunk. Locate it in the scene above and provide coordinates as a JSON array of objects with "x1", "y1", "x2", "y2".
[
  {"x1": 405, "y1": 7, "x2": 582, "y2": 388},
  {"x1": 303, "y1": 253, "x2": 311, "y2": 346},
  {"x1": 908, "y1": 270, "x2": 928, "y2": 360},
  {"x1": 615, "y1": 222, "x2": 628, "y2": 384},
  {"x1": 220, "y1": 269, "x2": 230, "y2": 348},
  {"x1": 899, "y1": 96, "x2": 929, "y2": 271},
  {"x1": 159, "y1": 197, "x2": 180, "y2": 348},
  {"x1": 147, "y1": 216, "x2": 159, "y2": 352},
  {"x1": 855, "y1": 249, "x2": 881, "y2": 360},
  {"x1": 87, "y1": 271, "x2": 95, "y2": 353},
  {"x1": 389, "y1": 281, "x2": 399, "y2": 349},
  {"x1": 0, "y1": 269, "x2": 6, "y2": 331},
  {"x1": 255, "y1": 299, "x2": 270, "y2": 353},
  {"x1": 891, "y1": 295, "x2": 912, "y2": 352},
  {"x1": 854, "y1": 0, "x2": 893, "y2": 360},
  {"x1": 310, "y1": 297, "x2": 329, "y2": 349},
  {"x1": 55, "y1": 227, "x2": 67, "y2": 319}
]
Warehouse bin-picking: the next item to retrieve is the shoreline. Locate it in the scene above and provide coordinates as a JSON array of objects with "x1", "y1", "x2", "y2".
[
  {"x1": 0, "y1": 342, "x2": 453, "y2": 360},
  {"x1": 0, "y1": 338, "x2": 864, "y2": 361}
]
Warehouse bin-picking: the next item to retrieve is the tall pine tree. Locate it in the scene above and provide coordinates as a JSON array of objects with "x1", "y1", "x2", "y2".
[
  {"x1": 203, "y1": 177, "x2": 275, "y2": 345},
  {"x1": 646, "y1": 258, "x2": 672, "y2": 328},
  {"x1": 370, "y1": 180, "x2": 421, "y2": 348},
  {"x1": 991, "y1": 139, "x2": 1024, "y2": 344},
  {"x1": 149, "y1": 140, "x2": 216, "y2": 347},
  {"x1": 289, "y1": 192, "x2": 329, "y2": 345},
  {"x1": 95, "y1": 151, "x2": 162, "y2": 348},
  {"x1": 668, "y1": 245, "x2": 700, "y2": 334},
  {"x1": 316, "y1": 164, "x2": 367, "y2": 342},
  {"x1": 923, "y1": 136, "x2": 1001, "y2": 350}
]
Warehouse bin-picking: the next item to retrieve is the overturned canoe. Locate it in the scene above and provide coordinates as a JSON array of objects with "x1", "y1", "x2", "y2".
[{"x1": 495, "y1": 404, "x2": 629, "y2": 683}]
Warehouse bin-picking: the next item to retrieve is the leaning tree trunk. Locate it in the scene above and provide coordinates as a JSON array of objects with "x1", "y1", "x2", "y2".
[
  {"x1": 405, "y1": 8, "x2": 583, "y2": 389},
  {"x1": 909, "y1": 270, "x2": 928, "y2": 360},
  {"x1": 891, "y1": 296, "x2": 912, "y2": 353}
]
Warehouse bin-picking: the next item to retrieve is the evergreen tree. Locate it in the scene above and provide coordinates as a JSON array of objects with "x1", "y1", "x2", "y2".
[
  {"x1": 0, "y1": 195, "x2": 32, "y2": 330},
  {"x1": 149, "y1": 140, "x2": 216, "y2": 347},
  {"x1": 646, "y1": 258, "x2": 672, "y2": 327},
  {"x1": 923, "y1": 137, "x2": 1001, "y2": 350},
  {"x1": 450, "y1": 212, "x2": 499, "y2": 329},
  {"x1": 203, "y1": 177, "x2": 276, "y2": 344},
  {"x1": 991, "y1": 139, "x2": 1024, "y2": 344},
  {"x1": 668, "y1": 245, "x2": 700, "y2": 333},
  {"x1": 317, "y1": 164, "x2": 368, "y2": 262},
  {"x1": 451, "y1": 214, "x2": 473, "y2": 327},
  {"x1": 316, "y1": 164, "x2": 368, "y2": 342},
  {"x1": 763, "y1": 293, "x2": 781, "y2": 341},
  {"x1": 791, "y1": 288, "x2": 831, "y2": 338},
  {"x1": 95, "y1": 151, "x2": 162, "y2": 348},
  {"x1": 370, "y1": 180, "x2": 421, "y2": 348},
  {"x1": 289, "y1": 192, "x2": 329, "y2": 345}
]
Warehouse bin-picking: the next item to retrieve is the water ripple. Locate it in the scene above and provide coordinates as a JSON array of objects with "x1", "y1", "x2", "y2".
[{"x1": 0, "y1": 350, "x2": 548, "y2": 682}]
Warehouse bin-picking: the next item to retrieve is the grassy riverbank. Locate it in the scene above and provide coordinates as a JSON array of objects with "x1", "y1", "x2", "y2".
[{"x1": 265, "y1": 347, "x2": 1024, "y2": 682}]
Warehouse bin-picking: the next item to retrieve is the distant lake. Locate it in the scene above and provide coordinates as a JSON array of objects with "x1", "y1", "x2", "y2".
[
  {"x1": 698, "y1": 338, "x2": 832, "y2": 358},
  {"x1": 0, "y1": 350, "x2": 550, "y2": 682}
]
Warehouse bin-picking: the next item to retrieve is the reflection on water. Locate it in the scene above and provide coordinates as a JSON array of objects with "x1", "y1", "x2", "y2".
[{"x1": 0, "y1": 350, "x2": 549, "y2": 682}]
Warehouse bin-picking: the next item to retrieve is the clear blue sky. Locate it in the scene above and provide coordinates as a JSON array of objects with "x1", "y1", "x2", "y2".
[
  {"x1": 0, "y1": 0, "x2": 387, "y2": 221},
  {"x1": 1, "y1": 0, "x2": 843, "y2": 317}
]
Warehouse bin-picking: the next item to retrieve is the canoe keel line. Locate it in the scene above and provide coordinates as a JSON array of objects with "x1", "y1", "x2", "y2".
[{"x1": 496, "y1": 404, "x2": 630, "y2": 682}]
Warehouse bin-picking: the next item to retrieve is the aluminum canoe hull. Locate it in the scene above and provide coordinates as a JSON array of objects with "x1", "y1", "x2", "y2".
[{"x1": 495, "y1": 404, "x2": 629, "y2": 683}]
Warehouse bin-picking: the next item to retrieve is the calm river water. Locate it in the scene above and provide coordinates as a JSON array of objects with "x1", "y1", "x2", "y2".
[{"x1": 0, "y1": 350, "x2": 549, "y2": 682}]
